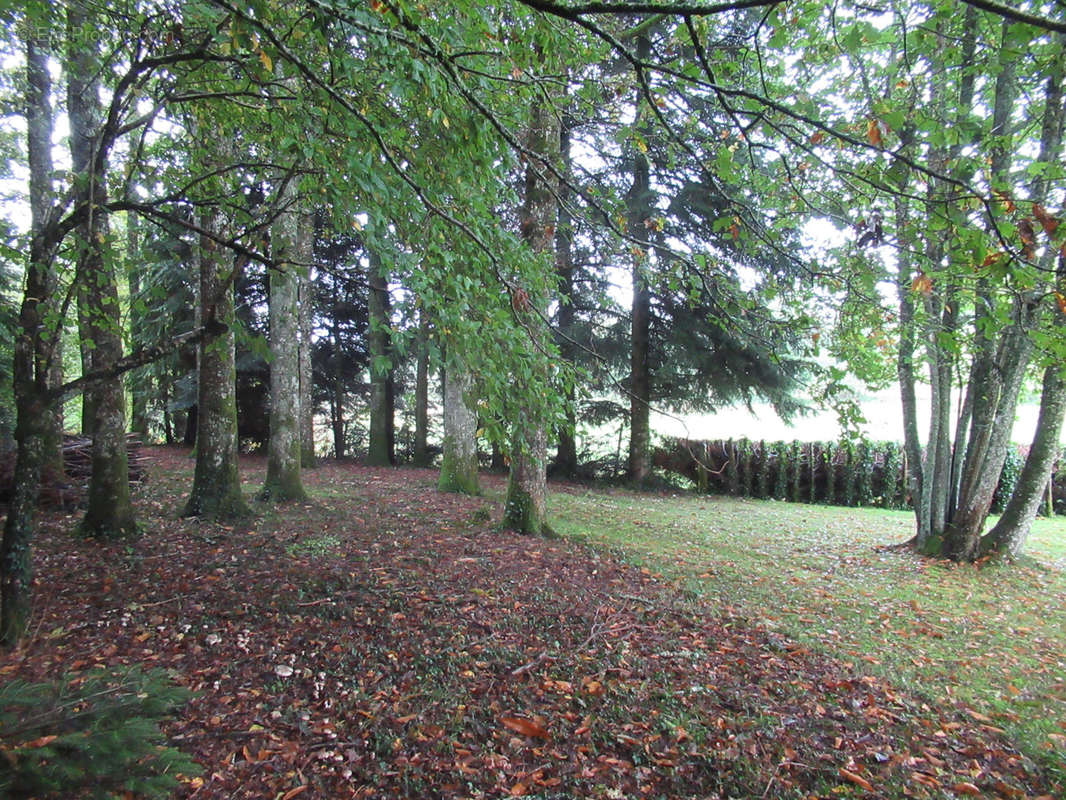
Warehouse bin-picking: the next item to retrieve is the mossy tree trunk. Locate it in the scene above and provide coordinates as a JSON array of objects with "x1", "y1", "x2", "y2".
[
  {"x1": 503, "y1": 81, "x2": 558, "y2": 536},
  {"x1": 69, "y1": 3, "x2": 136, "y2": 539},
  {"x1": 183, "y1": 206, "x2": 249, "y2": 520},
  {"x1": 260, "y1": 197, "x2": 307, "y2": 502},
  {"x1": 366, "y1": 250, "x2": 395, "y2": 467},
  {"x1": 2, "y1": 17, "x2": 60, "y2": 644},
  {"x1": 439, "y1": 357, "x2": 479, "y2": 494}
]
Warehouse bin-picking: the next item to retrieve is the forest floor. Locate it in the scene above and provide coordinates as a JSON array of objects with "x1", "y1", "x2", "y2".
[{"x1": 1, "y1": 447, "x2": 1063, "y2": 799}]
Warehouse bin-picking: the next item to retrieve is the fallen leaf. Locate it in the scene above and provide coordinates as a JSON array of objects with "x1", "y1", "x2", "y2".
[
  {"x1": 840, "y1": 767, "x2": 874, "y2": 791},
  {"x1": 21, "y1": 735, "x2": 58, "y2": 749},
  {"x1": 500, "y1": 716, "x2": 550, "y2": 740}
]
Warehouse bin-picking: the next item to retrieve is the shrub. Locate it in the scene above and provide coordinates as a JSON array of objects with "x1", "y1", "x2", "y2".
[
  {"x1": 755, "y1": 440, "x2": 771, "y2": 499},
  {"x1": 773, "y1": 441, "x2": 789, "y2": 500},
  {"x1": 0, "y1": 666, "x2": 200, "y2": 799}
]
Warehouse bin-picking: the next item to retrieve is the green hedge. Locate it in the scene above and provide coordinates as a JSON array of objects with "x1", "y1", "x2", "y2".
[{"x1": 657, "y1": 438, "x2": 1048, "y2": 514}]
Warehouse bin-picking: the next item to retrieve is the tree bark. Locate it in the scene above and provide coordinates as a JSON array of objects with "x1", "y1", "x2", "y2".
[
  {"x1": 978, "y1": 43, "x2": 1066, "y2": 557},
  {"x1": 128, "y1": 214, "x2": 151, "y2": 441},
  {"x1": 2, "y1": 15, "x2": 59, "y2": 644},
  {"x1": 982, "y1": 363, "x2": 1066, "y2": 558},
  {"x1": 260, "y1": 194, "x2": 308, "y2": 501},
  {"x1": 894, "y1": 194, "x2": 927, "y2": 545},
  {"x1": 68, "y1": 3, "x2": 136, "y2": 539},
  {"x1": 366, "y1": 250, "x2": 395, "y2": 466},
  {"x1": 503, "y1": 81, "x2": 559, "y2": 535},
  {"x1": 326, "y1": 276, "x2": 346, "y2": 458},
  {"x1": 183, "y1": 209, "x2": 250, "y2": 520},
  {"x1": 438, "y1": 357, "x2": 479, "y2": 494},
  {"x1": 942, "y1": 22, "x2": 1059, "y2": 561},
  {"x1": 413, "y1": 310, "x2": 432, "y2": 467},
  {"x1": 554, "y1": 115, "x2": 578, "y2": 479},
  {"x1": 297, "y1": 210, "x2": 316, "y2": 467}
]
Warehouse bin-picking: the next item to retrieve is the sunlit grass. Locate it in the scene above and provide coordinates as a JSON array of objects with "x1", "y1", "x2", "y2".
[{"x1": 549, "y1": 488, "x2": 1066, "y2": 777}]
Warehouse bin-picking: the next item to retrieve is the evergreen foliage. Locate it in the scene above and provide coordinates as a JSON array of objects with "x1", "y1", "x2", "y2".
[
  {"x1": 0, "y1": 666, "x2": 199, "y2": 799},
  {"x1": 992, "y1": 447, "x2": 1024, "y2": 515},
  {"x1": 772, "y1": 441, "x2": 788, "y2": 500},
  {"x1": 824, "y1": 442, "x2": 837, "y2": 506},
  {"x1": 653, "y1": 438, "x2": 1038, "y2": 515}
]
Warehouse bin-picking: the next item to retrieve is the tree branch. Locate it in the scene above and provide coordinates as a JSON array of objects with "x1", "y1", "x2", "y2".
[{"x1": 46, "y1": 323, "x2": 226, "y2": 405}]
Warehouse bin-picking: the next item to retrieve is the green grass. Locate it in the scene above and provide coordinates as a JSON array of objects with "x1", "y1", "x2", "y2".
[{"x1": 548, "y1": 488, "x2": 1066, "y2": 777}]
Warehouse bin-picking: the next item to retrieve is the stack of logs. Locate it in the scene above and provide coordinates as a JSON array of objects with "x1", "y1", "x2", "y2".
[{"x1": 0, "y1": 434, "x2": 147, "y2": 508}]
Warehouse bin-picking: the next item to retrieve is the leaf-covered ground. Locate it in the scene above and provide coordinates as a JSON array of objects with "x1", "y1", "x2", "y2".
[{"x1": 1, "y1": 448, "x2": 1061, "y2": 799}]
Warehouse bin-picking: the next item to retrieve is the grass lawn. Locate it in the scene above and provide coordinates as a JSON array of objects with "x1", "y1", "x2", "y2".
[{"x1": 548, "y1": 487, "x2": 1066, "y2": 780}]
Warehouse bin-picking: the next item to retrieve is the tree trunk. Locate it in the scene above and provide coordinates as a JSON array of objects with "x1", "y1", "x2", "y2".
[
  {"x1": 894, "y1": 194, "x2": 927, "y2": 544},
  {"x1": 944, "y1": 304, "x2": 1037, "y2": 560},
  {"x1": 942, "y1": 24, "x2": 1060, "y2": 561},
  {"x1": 69, "y1": 4, "x2": 136, "y2": 539},
  {"x1": 183, "y1": 207, "x2": 249, "y2": 520},
  {"x1": 260, "y1": 195, "x2": 307, "y2": 502},
  {"x1": 413, "y1": 311, "x2": 432, "y2": 467},
  {"x1": 980, "y1": 41, "x2": 1066, "y2": 557},
  {"x1": 366, "y1": 250, "x2": 394, "y2": 466},
  {"x1": 626, "y1": 33, "x2": 653, "y2": 486},
  {"x1": 1, "y1": 15, "x2": 59, "y2": 644},
  {"x1": 128, "y1": 214, "x2": 151, "y2": 441},
  {"x1": 329, "y1": 281, "x2": 346, "y2": 459},
  {"x1": 982, "y1": 364, "x2": 1066, "y2": 557},
  {"x1": 554, "y1": 116, "x2": 578, "y2": 479},
  {"x1": 503, "y1": 80, "x2": 558, "y2": 535},
  {"x1": 438, "y1": 357, "x2": 479, "y2": 494},
  {"x1": 25, "y1": 19, "x2": 64, "y2": 482},
  {"x1": 297, "y1": 211, "x2": 316, "y2": 467}
]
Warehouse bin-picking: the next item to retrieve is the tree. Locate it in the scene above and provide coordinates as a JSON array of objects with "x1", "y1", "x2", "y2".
[
  {"x1": 182, "y1": 201, "x2": 250, "y2": 520},
  {"x1": 260, "y1": 182, "x2": 308, "y2": 502},
  {"x1": 2, "y1": 2, "x2": 63, "y2": 643},
  {"x1": 297, "y1": 211, "x2": 316, "y2": 467},
  {"x1": 366, "y1": 249, "x2": 395, "y2": 466},
  {"x1": 503, "y1": 52, "x2": 560, "y2": 535},
  {"x1": 438, "y1": 354, "x2": 480, "y2": 495},
  {"x1": 68, "y1": 2, "x2": 137, "y2": 538}
]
